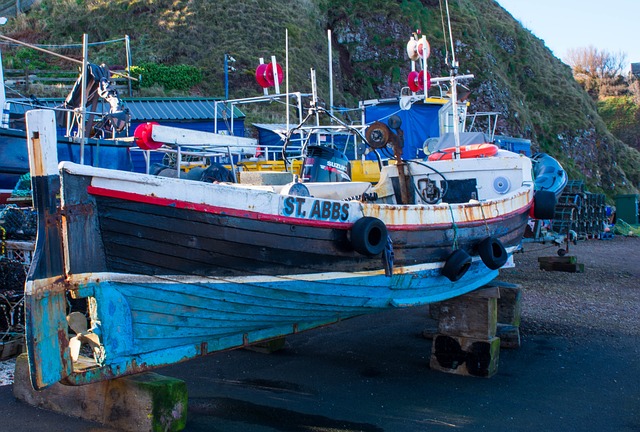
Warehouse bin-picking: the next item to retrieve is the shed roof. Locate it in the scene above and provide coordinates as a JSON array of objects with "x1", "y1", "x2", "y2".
[{"x1": 6, "y1": 97, "x2": 245, "y2": 121}]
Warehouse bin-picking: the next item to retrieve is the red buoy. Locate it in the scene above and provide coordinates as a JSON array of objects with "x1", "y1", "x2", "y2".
[
  {"x1": 265, "y1": 62, "x2": 283, "y2": 86},
  {"x1": 408, "y1": 71, "x2": 421, "y2": 92},
  {"x1": 255, "y1": 64, "x2": 270, "y2": 88},
  {"x1": 407, "y1": 71, "x2": 431, "y2": 92},
  {"x1": 133, "y1": 122, "x2": 162, "y2": 150}
]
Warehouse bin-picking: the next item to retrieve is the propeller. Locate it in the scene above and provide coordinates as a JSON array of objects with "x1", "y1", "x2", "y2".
[{"x1": 67, "y1": 311, "x2": 102, "y2": 362}]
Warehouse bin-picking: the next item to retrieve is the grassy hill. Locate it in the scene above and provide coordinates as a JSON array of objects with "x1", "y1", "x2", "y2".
[{"x1": 3, "y1": 0, "x2": 639, "y2": 197}]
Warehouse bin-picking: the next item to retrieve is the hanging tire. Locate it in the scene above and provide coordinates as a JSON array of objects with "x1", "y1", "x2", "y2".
[
  {"x1": 351, "y1": 217, "x2": 388, "y2": 256},
  {"x1": 477, "y1": 236, "x2": 508, "y2": 270},
  {"x1": 532, "y1": 190, "x2": 556, "y2": 220},
  {"x1": 441, "y1": 249, "x2": 472, "y2": 282}
]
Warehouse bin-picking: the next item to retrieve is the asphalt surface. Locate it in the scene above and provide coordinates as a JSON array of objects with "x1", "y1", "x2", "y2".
[{"x1": 0, "y1": 298, "x2": 638, "y2": 432}]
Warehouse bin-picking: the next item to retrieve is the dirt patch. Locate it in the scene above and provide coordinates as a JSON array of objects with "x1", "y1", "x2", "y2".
[{"x1": 499, "y1": 235, "x2": 640, "y2": 338}]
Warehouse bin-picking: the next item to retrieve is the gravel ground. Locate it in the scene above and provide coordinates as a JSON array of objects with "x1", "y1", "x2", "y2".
[{"x1": 499, "y1": 235, "x2": 640, "y2": 338}]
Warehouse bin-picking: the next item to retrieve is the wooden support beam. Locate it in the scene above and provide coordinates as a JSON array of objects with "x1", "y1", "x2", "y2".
[
  {"x1": 496, "y1": 324, "x2": 521, "y2": 349},
  {"x1": 430, "y1": 335, "x2": 500, "y2": 378},
  {"x1": 495, "y1": 283, "x2": 522, "y2": 327},
  {"x1": 436, "y1": 287, "x2": 499, "y2": 339}
]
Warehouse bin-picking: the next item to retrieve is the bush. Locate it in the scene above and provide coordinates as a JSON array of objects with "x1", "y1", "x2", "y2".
[{"x1": 130, "y1": 63, "x2": 203, "y2": 91}]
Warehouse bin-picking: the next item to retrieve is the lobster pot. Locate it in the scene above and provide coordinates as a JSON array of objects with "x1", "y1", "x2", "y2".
[{"x1": 301, "y1": 146, "x2": 351, "y2": 183}]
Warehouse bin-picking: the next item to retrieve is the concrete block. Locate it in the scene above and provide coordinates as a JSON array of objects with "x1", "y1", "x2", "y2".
[{"x1": 13, "y1": 354, "x2": 187, "y2": 431}]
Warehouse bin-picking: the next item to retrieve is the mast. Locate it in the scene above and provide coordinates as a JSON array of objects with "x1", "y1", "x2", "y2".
[
  {"x1": 79, "y1": 34, "x2": 88, "y2": 164},
  {"x1": 444, "y1": 0, "x2": 461, "y2": 159}
]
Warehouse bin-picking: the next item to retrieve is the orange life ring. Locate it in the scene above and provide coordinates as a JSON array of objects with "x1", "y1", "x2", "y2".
[{"x1": 427, "y1": 143, "x2": 499, "y2": 161}]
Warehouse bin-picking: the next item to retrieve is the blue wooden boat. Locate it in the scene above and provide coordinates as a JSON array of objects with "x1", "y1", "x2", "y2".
[{"x1": 24, "y1": 104, "x2": 540, "y2": 389}]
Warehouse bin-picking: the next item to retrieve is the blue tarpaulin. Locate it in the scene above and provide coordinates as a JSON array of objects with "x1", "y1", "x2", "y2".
[{"x1": 364, "y1": 101, "x2": 442, "y2": 159}]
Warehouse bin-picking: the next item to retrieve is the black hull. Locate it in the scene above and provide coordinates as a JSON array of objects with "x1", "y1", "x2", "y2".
[{"x1": 80, "y1": 190, "x2": 529, "y2": 277}]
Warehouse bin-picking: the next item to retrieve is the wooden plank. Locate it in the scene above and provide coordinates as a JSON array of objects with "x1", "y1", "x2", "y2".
[
  {"x1": 0, "y1": 337, "x2": 25, "y2": 360},
  {"x1": 496, "y1": 324, "x2": 521, "y2": 349},
  {"x1": 537, "y1": 255, "x2": 578, "y2": 264},
  {"x1": 539, "y1": 261, "x2": 585, "y2": 273},
  {"x1": 497, "y1": 285, "x2": 522, "y2": 326},
  {"x1": 436, "y1": 295, "x2": 497, "y2": 339}
]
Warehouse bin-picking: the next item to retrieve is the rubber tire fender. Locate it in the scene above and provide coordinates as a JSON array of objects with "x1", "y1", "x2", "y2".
[
  {"x1": 441, "y1": 249, "x2": 472, "y2": 282},
  {"x1": 351, "y1": 217, "x2": 388, "y2": 256},
  {"x1": 477, "y1": 236, "x2": 508, "y2": 270},
  {"x1": 532, "y1": 190, "x2": 557, "y2": 220}
]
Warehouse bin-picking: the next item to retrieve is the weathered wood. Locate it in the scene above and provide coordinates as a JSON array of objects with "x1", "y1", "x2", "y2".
[
  {"x1": 539, "y1": 261, "x2": 585, "y2": 273},
  {"x1": 13, "y1": 354, "x2": 187, "y2": 431},
  {"x1": 496, "y1": 323, "x2": 521, "y2": 349},
  {"x1": 436, "y1": 290, "x2": 498, "y2": 339},
  {"x1": 430, "y1": 335, "x2": 500, "y2": 377},
  {"x1": 0, "y1": 337, "x2": 24, "y2": 360},
  {"x1": 496, "y1": 284, "x2": 522, "y2": 326},
  {"x1": 537, "y1": 255, "x2": 578, "y2": 264}
]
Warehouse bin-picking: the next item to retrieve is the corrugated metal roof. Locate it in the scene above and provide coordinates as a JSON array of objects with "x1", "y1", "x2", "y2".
[{"x1": 6, "y1": 97, "x2": 245, "y2": 121}]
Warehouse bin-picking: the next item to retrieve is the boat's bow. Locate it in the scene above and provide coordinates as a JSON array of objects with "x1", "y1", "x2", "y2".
[{"x1": 24, "y1": 109, "x2": 73, "y2": 389}]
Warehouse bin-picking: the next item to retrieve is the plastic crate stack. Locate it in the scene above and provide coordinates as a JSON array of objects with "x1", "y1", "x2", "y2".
[{"x1": 552, "y1": 181, "x2": 607, "y2": 239}]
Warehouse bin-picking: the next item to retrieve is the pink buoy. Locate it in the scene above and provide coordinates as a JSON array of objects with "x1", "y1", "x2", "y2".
[
  {"x1": 134, "y1": 122, "x2": 162, "y2": 150},
  {"x1": 265, "y1": 62, "x2": 283, "y2": 86},
  {"x1": 255, "y1": 64, "x2": 270, "y2": 88},
  {"x1": 408, "y1": 71, "x2": 421, "y2": 92},
  {"x1": 418, "y1": 71, "x2": 431, "y2": 90}
]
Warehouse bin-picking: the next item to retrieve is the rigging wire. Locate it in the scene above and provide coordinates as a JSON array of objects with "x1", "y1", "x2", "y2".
[
  {"x1": 438, "y1": 0, "x2": 450, "y2": 66},
  {"x1": 0, "y1": 37, "x2": 127, "y2": 50},
  {"x1": 444, "y1": 0, "x2": 457, "y2": 67}
]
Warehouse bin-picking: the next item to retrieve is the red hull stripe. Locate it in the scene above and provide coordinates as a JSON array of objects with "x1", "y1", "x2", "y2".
[
  {"x1": 87, "y1": 185, "x2": 531, "y2": 231},
  {"x1": 87, "y1": 185, "x2": 353, "y2": 229}
]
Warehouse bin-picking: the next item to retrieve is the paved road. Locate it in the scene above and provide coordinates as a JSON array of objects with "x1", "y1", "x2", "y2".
[{"x1": 1, "y1": 300, "x2": 638, "y2": 431}]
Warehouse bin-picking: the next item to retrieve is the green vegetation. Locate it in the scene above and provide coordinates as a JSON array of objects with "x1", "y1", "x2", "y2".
[
  {"x1": 1, "y1": 0, "x2": 638, "y2": 197},
  {"x1": 598, "y1": 96, "x2": 640, "y2": 150},
  {"x1": 130, "y1": 63, "x2": 203, "y2": 91}
]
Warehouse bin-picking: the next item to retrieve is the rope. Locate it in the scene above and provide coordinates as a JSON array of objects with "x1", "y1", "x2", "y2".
[{"x1": 448, "y1": 204, "x2": 459, "y2": 250}]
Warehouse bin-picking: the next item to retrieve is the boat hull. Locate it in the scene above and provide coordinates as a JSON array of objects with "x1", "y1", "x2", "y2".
[
  {"x1": 61, "y1": 261, "x2": 497, "y2": 385},
  {"x1": 23, "y1": 109, "x2": 533, "y2": 389}
]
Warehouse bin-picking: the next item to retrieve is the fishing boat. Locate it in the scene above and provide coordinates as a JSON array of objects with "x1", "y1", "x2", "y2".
[
  {"x1": 24, "y1": 91, "x2": 554, "y2": 390},
  {"x1": 22, "y1": 14, "x2": 561, "y2": 388}
]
